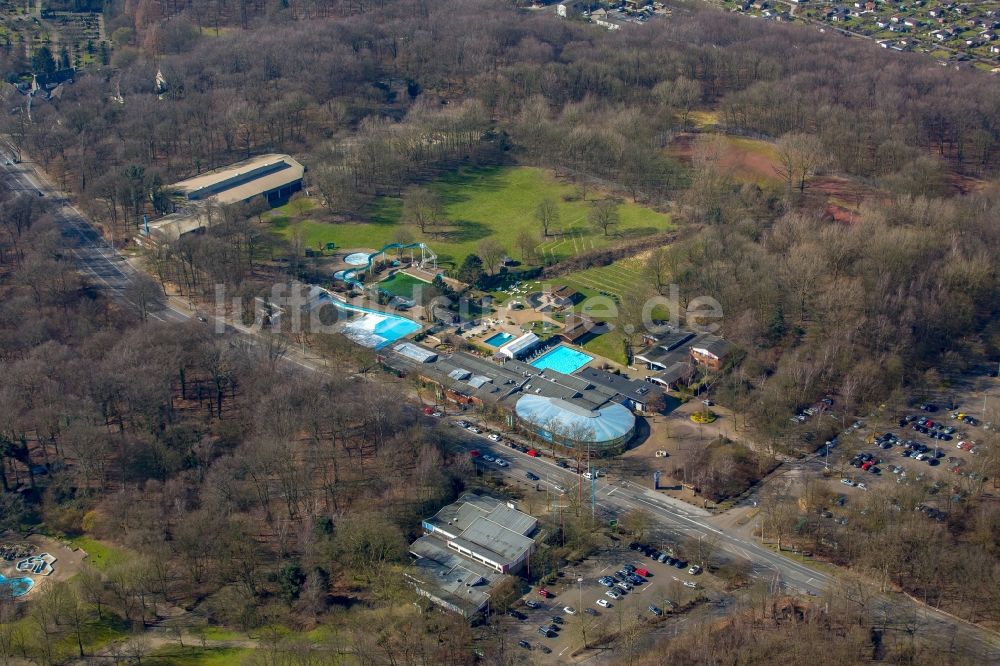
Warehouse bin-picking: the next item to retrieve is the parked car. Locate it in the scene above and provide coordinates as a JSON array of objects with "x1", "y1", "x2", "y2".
[
  {"x1": 467, "y1": 426, "x2": 482, "y2": 434},
  {"x1": 494, "y1": 458, "x2": 508, "y2": 467},
  {"x1": 537, "y1": 626, "x2": 555, "y2": 638},
  {"x1": 525, "y1": 599, "x2": 540, "y2": 609},
  {"x1": 550, "y1": 616, "x2": 563, "y2": 625},
  {"x1": 525, "y1": 471, "x2": 539, "y2": 481},
  {"x1": 488, "y1": 433, "x2": 502, "y2": 442},
  {"x1": 648, "y1": 605, "x2": 663, "y2": 616},
  {"x1": 584, "y1": 607, "x2": 598, "y2": 616},
  {"x1": 482, "y1": 454, "x2": 495, "y2": 463},
  {"x1": 538, "y1": 588, "x2": 552, "y2": 598},
  {"x1": 688, "y1": 565, "x2": 702, "y2": 575},
  {"x1": 507, "y1": 609, "x2": 527, "y2": 620},
  {"x1": 518, "y1": 640, "x2": 531, "y2": 650},
  {"x1": 596, "y1": 598, "x2": 610, "y2": 608},
  {"x1": 605, "y1": 590, "x2": 621, "y2": 600},
  {"x1": 563, "y1": 606, "x2": 577, "y2": 616}
]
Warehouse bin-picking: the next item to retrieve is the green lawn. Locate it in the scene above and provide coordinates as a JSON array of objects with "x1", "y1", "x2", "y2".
[
  {"x1": 583, "y1": 330, "x2": 627, "y2": 366},
  {"x1": 68, "y1": 536, "x2": 127, "y2": 571},
  {"x1": 3, "y1": 613, "x2": 130, "y2": 661},
  {"x1": 272, "y1": 166, "x2": 672, "y2": 268},
  {"x1": 377, "y1": 272, "x2": 430, "y2": 298}
]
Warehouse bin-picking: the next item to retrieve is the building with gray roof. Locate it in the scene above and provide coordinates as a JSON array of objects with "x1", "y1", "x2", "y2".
[{"x1": 407, "y1": 494, "x2": 538, "y2": 618}]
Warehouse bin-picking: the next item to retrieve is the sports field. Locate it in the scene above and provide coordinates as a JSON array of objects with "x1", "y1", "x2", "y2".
[{"x1": 271, "y1": 166, "x2": 672, "y2": 268}]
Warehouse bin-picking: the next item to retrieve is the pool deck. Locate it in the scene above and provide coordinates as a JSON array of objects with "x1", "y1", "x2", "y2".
[{"x1": 0, "y1": 532, "x2": 88, "y2": 600}]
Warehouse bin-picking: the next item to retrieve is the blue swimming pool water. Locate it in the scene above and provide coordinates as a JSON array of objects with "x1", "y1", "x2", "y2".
[
  {"x1": 0, "y1": 573, "x2": 34, "y2": 597},
  {"x1": 485, "y1": 332, "x2": 515, "y2": 347},
  {"x1": 530, "y1": 345, "x2": 594, "y2": 374},
  {"x1": 317, "y1": 294, "x2": 421, "y2": 348}
]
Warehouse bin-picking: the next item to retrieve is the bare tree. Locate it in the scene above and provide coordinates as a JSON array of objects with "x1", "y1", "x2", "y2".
[
  {"x1": 477, "y1": 238, "x2": 506, "y2": 276},
  {"x1": 534, "y1": 197, "x2": 560, "y2": 237},
  {"x1": 588, "y1": 200, "x2": 620, "y2": 237},
  {"x1": 774, "y1": 132, "x2": 828, "y2": 194},
  {"x1": 401, "y1": 187, "x2": 444, "y2": 234}
]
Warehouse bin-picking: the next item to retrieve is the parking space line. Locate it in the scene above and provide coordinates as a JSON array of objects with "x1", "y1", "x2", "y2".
[
  {"x1": 559, "y1": 646, "x2": 570, "y2": 656},
  {"x1": 606, "y1": 487, "x2": 619, "y2": 496}
]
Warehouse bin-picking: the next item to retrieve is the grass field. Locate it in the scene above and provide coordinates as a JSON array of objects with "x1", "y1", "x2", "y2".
[
  {"x1": 2, "y1": 613, "x2": 130, "y2": 661},
  {"x1": 272, "y1": 166, "x2": 672, "y2": 268},
  {"x1": 68, "y1": 536, "x2": 128, "y2": 570},
  {"x1": 377, "y1": 272, "x2": 429, "y2": 298}
]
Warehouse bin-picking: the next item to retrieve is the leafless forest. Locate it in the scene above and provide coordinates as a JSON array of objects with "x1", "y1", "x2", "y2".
[{"x1": 1, "y1": 0, "x2": 998, "y2": 663}]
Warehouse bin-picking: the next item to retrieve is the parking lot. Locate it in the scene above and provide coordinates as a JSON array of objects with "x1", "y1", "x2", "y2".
[
  {"x1": 498, "y1": 542, "x2": 715, "y2": 660},
  {"x1": 823, "y1": 377, "x2": 997, "y2": 499}
]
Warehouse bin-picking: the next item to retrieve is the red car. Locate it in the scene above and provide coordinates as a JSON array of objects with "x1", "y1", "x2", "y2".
[
  {"x1": 469, "y1": 450, "x2": 480, "y2": 457},
  {"x1": 527, "y1": 449, "x2": 539, "y2": 457},
  {"x1": 635, "y1": 568, "x2": 649, "y2": 577},
  {"x1": 538, "y1": 588, "x2": 552, "y2": 598},
  {"x1": 861, "y1": 460, "x2": 873, "y2": 471}
]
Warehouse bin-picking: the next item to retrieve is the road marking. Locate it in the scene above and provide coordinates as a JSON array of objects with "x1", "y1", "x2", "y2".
[
  {"x1": 558, "y1": 646, "x2": 570, "y2": 656},
  {"x1": 606, "y1": 487, "x2": 619, "y2": 496}
]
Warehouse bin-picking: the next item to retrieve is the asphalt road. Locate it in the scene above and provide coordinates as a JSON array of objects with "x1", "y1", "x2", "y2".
[
  {"x1": 2, "y1": 147, "x2": 997, "y2": 660},
  {"x1": 451, "y1": 420, "x2": 1000, "y2": 660},
  {"x1": 0, "y1": 150, "x2": 188, "y2": 324}
]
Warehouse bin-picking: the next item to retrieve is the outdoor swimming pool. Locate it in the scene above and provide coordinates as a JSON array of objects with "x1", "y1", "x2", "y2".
[
  {"x1": 344, "y1": 252, "x2": 371, "y2": 266},
  {"x1": 315, "y1": 293, "x2": 422, "y2": 348},
  {"x1": 0, "y1": 573, "x2": 34, "y2": 597},
  {"x1": 530, "y1": 345, "x2": 593, "y2": 374},
  {"x1": 484, "y1": 332, "x2": 515, "y2": 347}
]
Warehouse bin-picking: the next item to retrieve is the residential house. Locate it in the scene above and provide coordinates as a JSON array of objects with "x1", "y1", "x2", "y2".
[{"x1": 689, "y1": 334, "x2": 735, "y2": 371}]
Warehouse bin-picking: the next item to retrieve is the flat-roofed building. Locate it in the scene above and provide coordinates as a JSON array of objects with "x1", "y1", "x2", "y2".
[
  {"x1": 144, "y1": 154, "x2": 304, "y2": 241},
  {"x1": 171, "y1": 154, "x2": 304, "y2": 206},
  {"x1": 407, "y1": 494, "x2": 538, "y2": 618}
]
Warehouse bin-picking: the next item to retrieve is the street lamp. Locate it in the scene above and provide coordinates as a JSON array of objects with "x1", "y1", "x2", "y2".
[{"x1": 577, "y1": 577, "x2": 583, "y2": 613}]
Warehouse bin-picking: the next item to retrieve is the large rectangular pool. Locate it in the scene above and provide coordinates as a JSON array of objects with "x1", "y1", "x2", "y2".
[
  {"x1": 530, "y1": 345, "x2": 593, "y2": 374},
  {"x1": 484, "y1": 331, "x2": 515, "y2": 347}
]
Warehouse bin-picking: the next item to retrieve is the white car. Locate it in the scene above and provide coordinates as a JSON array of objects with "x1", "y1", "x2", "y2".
[
  {"x1": 596, "y1": 598, "x2": 610, "y2": 608},
  {"x1": 553, "y1": 485, "x2": 566, "y2": 495},
  {"x1": 687, "y1": 565, "x2": 701, "y2": 575},
  {"x1": 482, "y1": 455, "x2": 495, "y2": 463},
  {"x1": 494, "y1": 458, "x2": 508, "y2": 467},
  {"x1": 467, "y1": 426, "x2": 482, "y2": 434},
  {"x1": 857, "y1": 482, "x2": 868, "y2": 490},
  {"x1": 563, "y1": 606, "x2": 577, "y2": 615},
  {"x1": 582, "y1": 471, "x2": 593, "y2": 480},
  {"x1": 431, "y1": 411, "x2": 443, "y2": 417},
  {"x1": 488, "y1": 433, "x2": 502, "y2": 442},
  {"x1": 605, "y1": 590, "x2": 621, "y2": 600},
  {"x1": 683, "y1": 581, "x2": 697, "y2": 588},
  {"x1": 840, "y1": 478, "x2": 855, "y2": 486}
]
